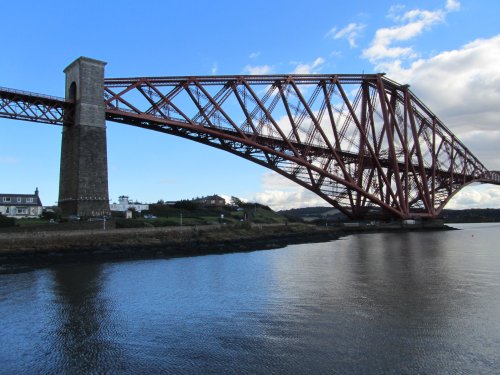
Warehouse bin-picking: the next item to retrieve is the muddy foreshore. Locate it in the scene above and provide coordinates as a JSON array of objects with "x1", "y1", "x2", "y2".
[{"x1": 0, "y1": 223, "x2": 453, "y2": 270}]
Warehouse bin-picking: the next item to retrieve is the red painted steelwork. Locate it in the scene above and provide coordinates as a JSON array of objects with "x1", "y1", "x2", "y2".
[
  {"x1": 102, "y1": 74, "x2": 500, "y2": 219},
  {"x1": 1, "y1": 74, "x2": 499, "y2": 219},
  {"x1": 0, "y1": 87, "x2": 72, "y2": 125}
]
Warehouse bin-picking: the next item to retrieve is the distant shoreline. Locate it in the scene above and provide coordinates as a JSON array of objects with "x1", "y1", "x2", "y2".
[{"x1": 0, "y1": 223, "x2": 452, "y2": 272}]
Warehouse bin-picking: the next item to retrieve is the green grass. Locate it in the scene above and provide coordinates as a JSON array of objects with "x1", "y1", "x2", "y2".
[
  {"x1": 9, "y1": 205, "x2": 288, "y2": 230},
  {"x1": 116, "y1": 206, "x2": 288, "y2": 228},
  {"x1": 249, "y1": 207, "x2": 288, "y2": 224},
  {"x1": 142, "y1": 204, "x2": 288, "y2": 225},
  {"x1": 14, "y1": 218, "x2": 44, "y2": 226}
]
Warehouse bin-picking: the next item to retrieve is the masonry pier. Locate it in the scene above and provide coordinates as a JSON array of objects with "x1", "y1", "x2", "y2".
[{"x1": 58, "y1": 57, "x2": 110, "y2": 217}]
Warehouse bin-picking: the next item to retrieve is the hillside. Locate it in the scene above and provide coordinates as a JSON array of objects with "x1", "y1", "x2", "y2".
[
  {"x1": 438, "y1": 208, "x2": 500, "y2": 223},
  {"x1": 280, "y1": 207, "x2": 500, "y2": 223},
  {"x1": 278, "y1": 207, "x2": 346, "y2": 222}
]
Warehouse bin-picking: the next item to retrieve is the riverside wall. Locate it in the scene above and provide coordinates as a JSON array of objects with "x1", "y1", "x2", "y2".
[{"x1": 0, "y1": 222, "x2": 452, "y2": 270}]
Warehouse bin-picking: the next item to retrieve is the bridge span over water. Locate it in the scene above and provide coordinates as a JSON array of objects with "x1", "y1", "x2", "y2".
[{"x1": 1, "y1": 57, "x2": 499, "y2": 219}]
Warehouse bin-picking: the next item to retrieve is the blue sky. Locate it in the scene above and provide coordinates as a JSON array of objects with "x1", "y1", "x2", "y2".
[{"x1": 1, "y1": 0, "x2": 500, "y2": 209}]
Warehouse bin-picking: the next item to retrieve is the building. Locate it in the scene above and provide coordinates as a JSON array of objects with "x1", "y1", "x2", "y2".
[
  {"x1": 110, "y1": 196, "x2": 149, "y2": 213},
  {"x1": 192, "y1": 194, "x2": 226, "y2": 207},
  {"x1": 0, "y1": 188, "x2": 43, "y2": 218}
]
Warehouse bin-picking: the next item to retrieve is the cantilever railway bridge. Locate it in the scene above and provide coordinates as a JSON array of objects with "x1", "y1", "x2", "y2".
[{"x1": 1, "y1": 57, "x2": 499, "y2": 219}]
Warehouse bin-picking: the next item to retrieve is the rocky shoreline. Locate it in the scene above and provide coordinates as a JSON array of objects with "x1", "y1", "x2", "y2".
[{"x1": 0, "y1": 223, "x2": 453, "y2": 271}]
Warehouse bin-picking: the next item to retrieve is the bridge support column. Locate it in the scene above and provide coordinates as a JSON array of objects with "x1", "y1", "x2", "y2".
[{"x1": 58, "y1": 57, "x2": 110, "y2": 217}]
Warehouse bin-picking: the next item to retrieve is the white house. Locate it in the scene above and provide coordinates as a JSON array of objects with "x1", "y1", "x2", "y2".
[
  {"x1": 110, "y1": 196, "x2": 149, "y2": 213},
  {"x1": 0, "y1": 188, "x2": 43, "y2": 218}
]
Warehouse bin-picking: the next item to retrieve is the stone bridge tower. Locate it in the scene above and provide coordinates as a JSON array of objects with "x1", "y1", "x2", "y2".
[{"x1": 58, "y1": 57, "x2": 110, "y2": 217}]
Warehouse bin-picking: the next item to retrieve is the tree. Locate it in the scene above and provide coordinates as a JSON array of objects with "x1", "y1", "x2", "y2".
[
  {"x1": 173, "y1": 200, "x2": 199, "y2": 211},
  {"x1": 231, "y1": 196, "x2": 244, "y2": 207}
]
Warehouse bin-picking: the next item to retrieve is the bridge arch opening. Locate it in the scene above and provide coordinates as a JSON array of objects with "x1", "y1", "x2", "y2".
[
  {"x1": 68, "y1": 82, "x2": 76, "y2": 102},
  {"x1": 63, "y1": 82, "x2": 77, "y2": 127},
  {"x1": 444, "y1": 183, "x2": 500, "y2": 211}
]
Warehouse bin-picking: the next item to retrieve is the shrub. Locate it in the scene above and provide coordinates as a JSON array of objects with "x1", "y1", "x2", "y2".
[
  {"x1": 0, "y1": 213, "x2": 15, "y2": 227},
  {"x1": 173, "y1": 200, "x2": 199, "y2": 211},
  {"x1": 41, "y1": 210, "x2": 58, "y2": 221}
]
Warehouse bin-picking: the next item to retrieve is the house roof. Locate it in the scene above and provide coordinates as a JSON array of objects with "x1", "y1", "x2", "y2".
[{"x1": 0, "y1": 191, "x2": 43, "y2": 207}]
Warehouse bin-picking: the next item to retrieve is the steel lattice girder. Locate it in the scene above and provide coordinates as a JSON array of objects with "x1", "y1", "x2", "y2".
[
  {"x1": 2, "y1": 75, "x2": 499, "y2": 219},
  {"x1": 0, "y1": 87, "x2": 72, "y2": 125},
  {"x1": 102, "y1": 73, "x2": 499, "y2": 219}
]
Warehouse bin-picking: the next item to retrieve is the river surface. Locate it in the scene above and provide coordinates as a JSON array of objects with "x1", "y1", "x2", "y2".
[{"x1": 1, "y1": 223, "x2": 500, "y2": 374}]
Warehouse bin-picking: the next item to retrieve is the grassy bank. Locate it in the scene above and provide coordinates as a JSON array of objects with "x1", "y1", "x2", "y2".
[
  {"x1": 0, "y1": 220, "x2": 453, "y2": 271},
  {"x1": 0, "y1": 223, "x2": 341, "y2": 267}
]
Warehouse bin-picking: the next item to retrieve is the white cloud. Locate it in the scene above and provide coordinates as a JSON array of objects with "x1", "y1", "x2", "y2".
[
  {"x1": 446, "y1": 0, "x2": 461, "y2": 11},
  {"x1": 242, "y1": 0, "x2": 500, "y2": 211},
  {"x1": 363, "y1": 2, "x2": 461, "y2": 65},
  {"x1": 359, "y1": 3, "x2": 500, "y2": 169},
  {"x1": 249, "y1": 51, "x2": 261, "y2": 59},
  {"x1": 243, "y1": 64, "x2": 273, "y2": 75},
  {"x1": 252, "y1": 189, "x2": 327, "y2": 210},
  {"x1": 378, "y1": 35, "x2": 500, "y2": 168},
  {"x1": 363, "y1": 7, "x2": 446, "y2": 63},
  {"x1": 447, "y1": 184, "x2": 500, "y2": 209},
  {"x1": 259, "y1": 172, "x2": 297, "y2": 190},
  {"x1": 387, "y1": 4, "x2": 406, "y2": 21},
  {"x1": 253, "y1": 172, "x2": 500, "y2": 211},
  {"x1": 219, "y1": 194, "x2": 236, "y2": 205},
  {"x1": 248, "y1": 173, "x2": 326, "y2": 210},
  {"x1": 325, "y1": 22, "x2": 365, "y2": 48},
  {"x1": 359, "y1": 0, "x2": 500, "y2": 209},
  {"x1": 211, "y1": 62, "x2": 218, "y2": 74},
  {"x1": 457, "y1": 130, "x2": 500, "y2": 168},
  {"x1": 293, "y1": 57, "x2": 325, "y2": 74}
]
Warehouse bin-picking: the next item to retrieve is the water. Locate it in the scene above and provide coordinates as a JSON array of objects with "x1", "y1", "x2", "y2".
[{"x1": 1, "y1": 223, "x2": 500, "y2": 374}]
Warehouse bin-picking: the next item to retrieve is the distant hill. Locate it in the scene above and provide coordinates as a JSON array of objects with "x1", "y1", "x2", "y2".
[
  {"x1": 280, "y1": 207, "x2": 500, "y2": 223},
  {"x1": 439, "y1": 208, "x2": 500, "y2": 223},
  {"x1": 278, "y1": 207, "x2": 346, "y2": 222}
]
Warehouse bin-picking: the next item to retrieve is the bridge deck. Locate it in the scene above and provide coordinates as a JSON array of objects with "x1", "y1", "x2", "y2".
[
  {"x1": 0, "y1": 87, "x2": 71, "y2": 125},
  {"x1": 1, "y1": 70, "x2": 499, "y2": 220}
]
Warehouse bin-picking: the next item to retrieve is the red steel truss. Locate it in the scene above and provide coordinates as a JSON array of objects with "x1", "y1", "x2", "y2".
[
  {"x1": 103, "y1": 74, "x2": 500, "y2": 219},
  {"x1": 0, "y1": 87, "x2": 72, "y2": 125},
  {"x1": 2, "y1": 75, "x2": 499, "y2": 219}
]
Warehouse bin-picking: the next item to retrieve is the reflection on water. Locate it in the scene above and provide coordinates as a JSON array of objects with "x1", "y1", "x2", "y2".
[
  {"x1": 1, "y1": 223, "x2": 500, "y2": 374},
  {"x1": 49, "y1": 264, "x2": 124, "y2": 374}
]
